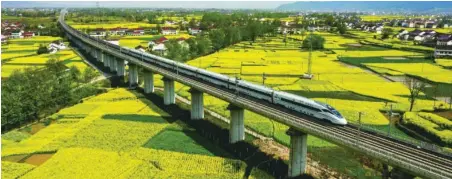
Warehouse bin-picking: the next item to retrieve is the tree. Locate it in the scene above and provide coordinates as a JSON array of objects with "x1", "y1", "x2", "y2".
[
  {"x1": 82, "y1": 67, "x2": 98, "y2": 83},
  {"x1": 405, "y1": 77, "x2": 426, "y2": 112},
  {"x1": 209, "y1": 29, "x2": 225, "y2": 52},
  {"x1": 300, "y1": 29, "x2": 306, "y2": 41},
  {"x1": 37, "y1": 44, "x2": 49, "y2": 54},
  {"x1": 382, "y1": 28, "x2": 394, "y2": 39},
  {"x1": 337, "y1": 23, "x2": 347, "y2": 35},
  {"x1": 156, "y1": 24, "x2": 162, "y2": 34},
  {"x1": 164, "y1": 39, "x2": 189, "y2": 62},
  {"x1": 302, "y1": 34, "x2": 325, "y2": 50},
  {"x1": 246, "y1": 21, "x2": 263, "y2": 42}
]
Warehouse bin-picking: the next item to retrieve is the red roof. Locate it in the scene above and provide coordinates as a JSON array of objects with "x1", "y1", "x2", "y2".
[
  {"x1": 154, "y1": 36, "x2": 168, "y2": 44},
  {"x1": 135, "y1": 28, "x2": 144, "y2": 31}
]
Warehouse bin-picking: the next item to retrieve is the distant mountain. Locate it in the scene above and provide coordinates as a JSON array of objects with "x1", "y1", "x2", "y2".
[{"x1": 276, "y1": 1, "x2": 452, "y2": 13}]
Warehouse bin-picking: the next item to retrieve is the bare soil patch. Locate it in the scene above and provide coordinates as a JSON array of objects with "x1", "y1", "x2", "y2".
[
  {"x1": 433, "y1": 111, "x2": 452, "y2": 120},
  {"x1": 383, "y1": 57, "x2": 407, "y2": 60},
  {"x1": 23, "y1": 153, "x2": 55, "y2": 166},
  {"x1": 341, "y1": 43, "x2": 363, "y2": 48}
]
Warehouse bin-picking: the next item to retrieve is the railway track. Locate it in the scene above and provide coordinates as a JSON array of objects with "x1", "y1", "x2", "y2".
[{"x1": 60, "y1": 12, "x2": 452, "y2": 179}]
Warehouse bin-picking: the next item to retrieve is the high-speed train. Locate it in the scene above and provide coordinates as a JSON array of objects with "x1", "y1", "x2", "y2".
[{"x1": 59, "y1": 13, "x2": 347, "y2": 126}]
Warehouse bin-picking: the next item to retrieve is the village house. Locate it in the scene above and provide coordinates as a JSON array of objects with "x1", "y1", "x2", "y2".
[
  {"x1": 22, "y1": 31, "x2": 35, "y2": 38},
  {"x1": 415, "y1": 23, "x2": 425, "y2": 29},
  {"x1": 396, "y1": 29, "x2": 409, "y2": 39},
  {"x1": 161, "y1": 27, "x2": 178, "y2": 35},
  {"x1": 89, "y1": 28, "x2": 106, "y2": 38},
  {"x1": 435, "y1": 34, "x2": 452, "y2": 57},
  {"x1": 109, "y1": 27, "x2": 127, "y2": 36},
  {"x1": 188, "y1": 27, "x2": 202, "y2": 35},
  {"x1": 176, "y1": 37, "x2": 189, "y2": 49},
  {"x1": 148, "y1": 36, "x2": 169, "y2": 55},
  {"x1": 1, "y1": 35, "x2": 8, "y2": 43},
  {"x1": 133, "y1": 28, "x2": 145, "y2": 35},
  {"x1": 425, "y1": 22, "x2": 437, "y2": 28},
  {"x1": 10, "y1": 30, "x2": 23, "y2": 38},
  {"x1": 165, "y1": 21, "x2": 176, "y2": 26}
]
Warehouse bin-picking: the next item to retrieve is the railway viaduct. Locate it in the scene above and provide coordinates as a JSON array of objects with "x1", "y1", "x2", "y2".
[{"x1": 59, "y1": 10, "x2": 452, "y2": 179}]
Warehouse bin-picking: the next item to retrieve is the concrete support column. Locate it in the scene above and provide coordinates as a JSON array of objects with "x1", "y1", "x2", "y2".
[
  {"x1": 103, "y1": 53, "x2": 108, "y2": 67},
  {"x1": 144, "y1": 70, "x2": 154, "y2": 93},
  {"x1": 189, "y1": 88, "x2": 204, "y2": 120},
  {"x1": 98, "y1": 50, "x2": 102, "y2": 62},
  {"x1": 227, "y1": 104, "x2": 245, "y2": 143},
  {"x1": 94, "y1": 49, "x2": 98, "y2": 60},
  {"x1": 162, "y1": 77, "x2": 175, "y2": 105},
  {"x1": 128, "y1": 64, "x2": 138, "y2": 87},
  {"x1": 110, "y1": 56, "x2": 117, "y2": 72},
  {"x1": 286, "y1": 128, "x2": 308, "y2": 178},
  {"x1": 116, "y1": 58, "x2": 125, "y2": 77}
]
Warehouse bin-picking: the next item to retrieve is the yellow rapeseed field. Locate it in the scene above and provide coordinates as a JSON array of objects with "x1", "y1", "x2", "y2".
[
  {"x1": 365, "y1": 63, "x2": 452, "y2": 84},
  {"x1": 1, "y1": 161, "x2": 36, "y2": 179},
  {"x1": 2, "y1": 88, "x2": 259, "y2": 178},
  {"x1": 436, "y1": 59, "x2": 452, "y2": 68},
  {"x1": 71, "y1": 23, "x2": 178, "y2": 30}
]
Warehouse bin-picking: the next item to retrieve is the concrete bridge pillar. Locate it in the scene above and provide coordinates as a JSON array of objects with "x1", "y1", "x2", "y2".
[
  {"x1": 143, "y1": 70, "x2": 154, "y2": 94},
  {"x1": 116, "y1": 58, "x2": 125, "y2": 77},
  {"x1": 103, "y1": 53, "x2": 108, "y2": 68},
  {"x1": 228, "y1": 104, "x2": 245, "y2": 143},
  {"x1": 286, "y1": 128, "x2": 308, "y2": 178},
  {"x1": 90, "y1": 48, "x2": 95, "y2": 58},
  {"x1": 96, "y1": 49, "x2": 101, "y2": 61},
  {"x1": 128, "y1": 63, "x2": 138, "y2": 87},
  {"x1": 189, "y1": 88, "x2": 204, "y2": 120},
  {"x1": 109, "y1": 56, "x2": 117, "y2": 72},
  {"x1": 162, "y1": 77, "x2": 175, "y2": 105}
]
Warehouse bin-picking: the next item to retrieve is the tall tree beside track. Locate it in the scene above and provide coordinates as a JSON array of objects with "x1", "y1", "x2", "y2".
[{"x1": 405, "y1": 77, "x2": 426, "y2": 112}]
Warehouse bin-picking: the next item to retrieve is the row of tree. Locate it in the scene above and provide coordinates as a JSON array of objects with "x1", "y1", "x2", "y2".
[{"x1": 1, "y1": 59, "x2": 100, "y2": 132}]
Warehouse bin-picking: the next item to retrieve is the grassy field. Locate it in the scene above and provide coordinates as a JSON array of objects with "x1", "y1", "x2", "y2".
[{"x1": 1, "y1": 89, "x2": 270, "y2": 178}]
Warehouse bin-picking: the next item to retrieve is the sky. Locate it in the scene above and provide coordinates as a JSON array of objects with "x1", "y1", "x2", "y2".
[{"x1": 1, "y1": 1, "x2": 291, "y2": 9}]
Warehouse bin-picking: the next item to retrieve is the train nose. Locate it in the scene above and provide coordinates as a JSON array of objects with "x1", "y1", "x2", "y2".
[{"x1": 339, "y1": 118, "x2": 347, "y2": 125}]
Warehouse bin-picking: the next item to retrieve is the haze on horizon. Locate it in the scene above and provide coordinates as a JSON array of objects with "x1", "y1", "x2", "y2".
[{"x1": 1, "y1": 1, "x2": 291, "y2": 9}]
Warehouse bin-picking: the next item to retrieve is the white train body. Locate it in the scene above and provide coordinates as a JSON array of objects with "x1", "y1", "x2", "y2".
[{"x1": 61, "y1": 17, "x2": 347, "y2": 125}]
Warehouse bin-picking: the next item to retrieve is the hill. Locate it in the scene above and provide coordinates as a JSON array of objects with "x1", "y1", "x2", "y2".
[{"x1": 276, "y1": 1, "x2": 452, "y2": 13}]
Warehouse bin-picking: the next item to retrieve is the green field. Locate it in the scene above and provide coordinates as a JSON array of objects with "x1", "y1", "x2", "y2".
[{"x1": 1, "y1": 88, "x2": 271, "y2": 178}]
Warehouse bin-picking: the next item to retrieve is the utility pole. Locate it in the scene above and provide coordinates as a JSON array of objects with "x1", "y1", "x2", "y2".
[
  {"x1": 262, "y1": 72, "x2": 267, "y2": 85},
  {"x1": 387, "y1": 104, "x2": 393, "y2": 137},
  {"x1": 357, "y1": 112, "x2": 362, "y2": 145},
  {"x1": 307, "y1": 29, "x2": 313, "y2": 76}
]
